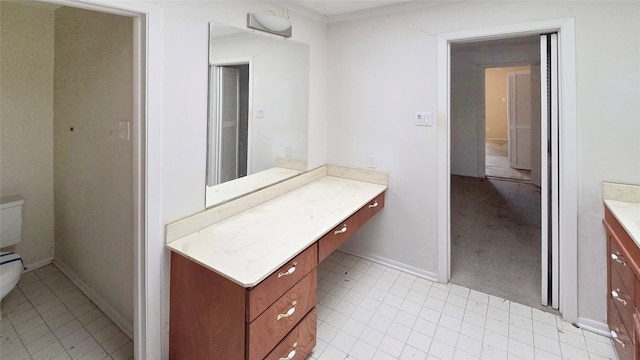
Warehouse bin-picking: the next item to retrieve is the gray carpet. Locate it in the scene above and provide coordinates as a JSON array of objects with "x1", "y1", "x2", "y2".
[{"x1": 450, "y1": 175, "x2": 557, "y2": 313}]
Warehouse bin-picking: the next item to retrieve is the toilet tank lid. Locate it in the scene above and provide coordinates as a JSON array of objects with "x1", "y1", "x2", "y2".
[{"x1": 1, "y1": 195, "x2": 24, "y2": 209}]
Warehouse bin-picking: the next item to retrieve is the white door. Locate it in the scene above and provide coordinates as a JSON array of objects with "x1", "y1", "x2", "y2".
[
  {"x1": 217, "y1": 66, "x2": 240, "y2": 184},
  {"x1": 508, "y1": 71, "x2": 532, "y2": 170},
  {"x1": 541, "y1": 33, "x2": 560, "y2": 309}
]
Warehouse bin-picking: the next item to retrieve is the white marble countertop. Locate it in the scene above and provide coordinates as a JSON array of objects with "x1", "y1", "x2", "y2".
[
  {"x1": 167, "y1": 175, "x2": 387, "y2": 287},
  {"x1": 604, "y1": 182, "x2": 640, "y2": 247},
  {"x1": 205, "y1": 167, "x2": 302, "y2": 207}
]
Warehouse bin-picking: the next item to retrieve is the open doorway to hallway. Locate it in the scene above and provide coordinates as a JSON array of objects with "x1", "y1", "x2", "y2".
[{"x1": 448, "y1": 35, "x2": 556, "y2": 312}]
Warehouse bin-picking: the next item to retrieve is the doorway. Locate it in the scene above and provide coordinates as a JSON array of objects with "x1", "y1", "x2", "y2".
[
  {"x1": 449, "y1": 37, "x2": 544, "y2": 310},
  {"x1": 436, "y1": 19, "x2": 579, "y2": 322},
  {"x1": 211, "y1": 63, "x2": 250, "y2": 185},
  {"x1": 485, "y1": 66, "x2": 533, "y2": 183},
  {"x1": 0, "y1": 1, "x2": 156, "y2": 358}
]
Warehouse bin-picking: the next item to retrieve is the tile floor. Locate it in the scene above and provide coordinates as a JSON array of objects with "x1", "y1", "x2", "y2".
[
  {"x1": 311, "y1": 251, "x2": 617, "y2": 360},
  {"x1": 2, "y1": 253, "x2": 617, "y2": 360},
  {"x1": 1, "y1": 264, "x2": 133, "y2": 360}
]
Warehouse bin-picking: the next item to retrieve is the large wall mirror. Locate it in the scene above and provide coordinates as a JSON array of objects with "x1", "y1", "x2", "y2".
[{"x1": 206, "y1": 23, "x2": 310, "y2": 207}]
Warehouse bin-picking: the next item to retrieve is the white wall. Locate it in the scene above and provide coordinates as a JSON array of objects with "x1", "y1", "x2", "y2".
[
  {"x1": 328, "y1": 1, "x2": 640, "y2": 324},
  {"x1": 53, "y1": 6, "x2": 134, "y2": 330},
  {"x1": 0, "y1": 2, "x2": 56, "y2": 267}
]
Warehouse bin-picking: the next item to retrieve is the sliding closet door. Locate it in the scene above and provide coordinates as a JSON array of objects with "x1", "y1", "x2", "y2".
[
  {"x1": 217, "y1": 66, "x2": 240, "y2": 184},
  {"x1": 540, "y1": 33, "x2": 559, "y2": 309}
]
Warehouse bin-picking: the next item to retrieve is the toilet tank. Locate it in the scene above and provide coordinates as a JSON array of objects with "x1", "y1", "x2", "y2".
[{"x1": 1, "y1": 195, "x2": 24, "y2": 248}]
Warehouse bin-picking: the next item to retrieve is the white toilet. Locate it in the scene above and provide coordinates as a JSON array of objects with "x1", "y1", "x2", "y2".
[{"x1": 1, "y1": 195, "x2": 25, "y2": 301}]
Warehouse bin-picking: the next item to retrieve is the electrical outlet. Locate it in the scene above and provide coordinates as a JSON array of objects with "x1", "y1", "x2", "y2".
[
  {"x1": 285, "y1": 145, "x2": 292, "y2": 157},
  {"x1": 367, "y1": 155, "x2": 377, "y2": 168}
]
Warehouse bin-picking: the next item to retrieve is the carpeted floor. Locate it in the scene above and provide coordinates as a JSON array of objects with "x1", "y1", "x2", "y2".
[{"x1": 450, "y1": 175, "x2": 557, "y2": 314}]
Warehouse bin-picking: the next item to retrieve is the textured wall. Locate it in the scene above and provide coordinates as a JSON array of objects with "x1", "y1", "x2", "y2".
[
  {"x1": 53, "y1": 6, "x2": 134, "y2": 329},
  {"x1": 0, "y1": 1, "x2": 55, "y2": 267}
]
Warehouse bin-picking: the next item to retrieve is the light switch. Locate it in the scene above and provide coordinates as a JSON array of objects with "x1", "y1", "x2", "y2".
[
  {"x1": 256, "y1": 108, "x2": 265, "y2": 118},
  {"x1": 415, "y1": 112, "x2": 433, "y2": 127},
  {"x1": 118, "y1": 121, "x2": 130, "y2": 140}
]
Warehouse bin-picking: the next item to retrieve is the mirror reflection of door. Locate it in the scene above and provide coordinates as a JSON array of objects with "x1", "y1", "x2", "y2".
[{"x1": 215, "y1": 64, "x2": 249, "y2": 185}]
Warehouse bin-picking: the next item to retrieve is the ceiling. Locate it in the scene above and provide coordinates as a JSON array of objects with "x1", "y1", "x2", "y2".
[{"x1": 282, "y1": 0, "x2": 414, "y2": 17}]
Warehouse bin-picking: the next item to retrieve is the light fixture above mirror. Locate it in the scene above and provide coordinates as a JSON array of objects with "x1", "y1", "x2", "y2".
[{"x1": 247, "y1": 12, "x2": 292, "y2": 38}]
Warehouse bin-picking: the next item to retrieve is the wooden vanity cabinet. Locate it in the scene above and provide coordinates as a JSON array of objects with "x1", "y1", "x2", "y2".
[
  {"x1": 170, "y1": 244, "x2": 318, "y2": 360},
  {"x1": 604, "y1": 206, "x2": 640, "y2": 360},
  {"x1": 169, "y1": 190, "x2": 387, "y2": 359}
]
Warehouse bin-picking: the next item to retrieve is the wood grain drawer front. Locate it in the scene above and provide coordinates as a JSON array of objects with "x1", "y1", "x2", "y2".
[
  {"x1": 610, "y1": 236, "x2": 635, "y2": 294},
  {"x1": 318, "y1": 215, "x2": 358, "y2": 263},
  {"x1": 264, "y1": 308, "x2": 317, "y2": 360},
  {"x1": 608, "y1": 298, "x2": 634, "y2": 360},
  {"x1": 248, "y1": 269, "x2": 317, "y2": 360},
  {"x1": 357, "y1": 192, "x2": 385, "y2": 227},
  {"x1": 248, "y1": 244, "x2": 318, "y2": 322},
  {"x1": 610, "y1": 266, "x2": 634, "y2": 334}
]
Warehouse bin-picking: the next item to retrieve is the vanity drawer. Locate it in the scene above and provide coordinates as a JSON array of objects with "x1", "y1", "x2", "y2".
[
  {"x1": 248, "y1": 269, "x2": 317, "y2": 360},
  {"x1": 357, "y1": 192, "x2": 385, "y2": 227},
  {"x1": 264, "y1": 308, "x2": 317, "y2": 360},
  {"x1": 248, "y1": 244, "x2": 317, "y2": 322},
  {"x1": 610, "y1": 265, "x2": 634, "y2": 334},
  {"x1": 608, "y1": 298, "x2": 634, "y2": 360},
  {"x1": 318, "y1": 215, "x2": 358, "y2": 263},
  {"x1": 610, "y1": 235, "x2": 635, "y2": 294}
]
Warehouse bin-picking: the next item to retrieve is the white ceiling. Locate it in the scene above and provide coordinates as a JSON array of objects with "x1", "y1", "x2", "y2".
[{"x1": 282, "y1": 0, "x2": 414, "y2": 17}]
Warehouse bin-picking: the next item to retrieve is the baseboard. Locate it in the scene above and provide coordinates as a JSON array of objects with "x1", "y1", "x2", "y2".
[
  {"x1": 577, "y1": 317, "x2": 611, "y2": 337},
  {"x1": 24, "y1": 257, "x2": 54, "y2": 272},
  {"x1": 53, "y1": 259, "x2": 133, "y2": 339},
  {"x1": 338, "y1": 248, "x2": 439, "y2": 282}
]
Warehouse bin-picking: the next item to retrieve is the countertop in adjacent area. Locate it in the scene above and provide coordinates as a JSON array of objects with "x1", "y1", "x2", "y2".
[
  {"x1": 604, "y1": 182, "x2": 640, "y2": 247},
  {"x1": 167, "y1": 168, "x2": 387, "y2": 288}
]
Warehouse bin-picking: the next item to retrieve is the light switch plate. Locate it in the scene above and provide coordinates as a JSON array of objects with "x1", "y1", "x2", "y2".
[
  {"x1": 118, "y1": 121, "x2": 130, "y2": 140},
  {"x1": 415, "y1": 112, "x2": 433, "y2": 127}
]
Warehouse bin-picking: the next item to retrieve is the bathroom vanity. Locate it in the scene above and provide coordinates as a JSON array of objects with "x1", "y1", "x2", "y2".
[
  {"x1": 603, "y1": 182, "x2": 640, "y2": 360},
  {"x1": 166, "y1": 165, "x2": 388, "y2": 359}
]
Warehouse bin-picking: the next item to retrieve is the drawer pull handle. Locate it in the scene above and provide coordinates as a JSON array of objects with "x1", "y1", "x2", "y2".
[
  {"x1": 611, "y1": 330, "x2": 626, "y2": 348},
  {"x1": 368, "y1": 200, "x2": 379, "y2": 208},
  {"x1": 278, "y1": 262, "x2": 297, "y2": 278},
  {"x1": 279, "y1": 342, "x2": 298, "y2": 360},
  {"x1": 334, "y1": 225, "x2": 348, "y2": 235},
  {"x1": 612, "y1": 289, "x2": 627, "y2": 306},
  {"x1": 276, "y1": 301, "x2": 297, "y2": 320},
  {"x1": 611, "y1": 253, "x2": 627, "y2": 266}
]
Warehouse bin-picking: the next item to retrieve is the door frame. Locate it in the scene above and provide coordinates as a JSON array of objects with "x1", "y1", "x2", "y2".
[
  {"x1": 436, "y1": 18, "x2": 577, "y2": 322},
  {"x1": 42, "y1": 0, "x2": 163, "y2": 358}
]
